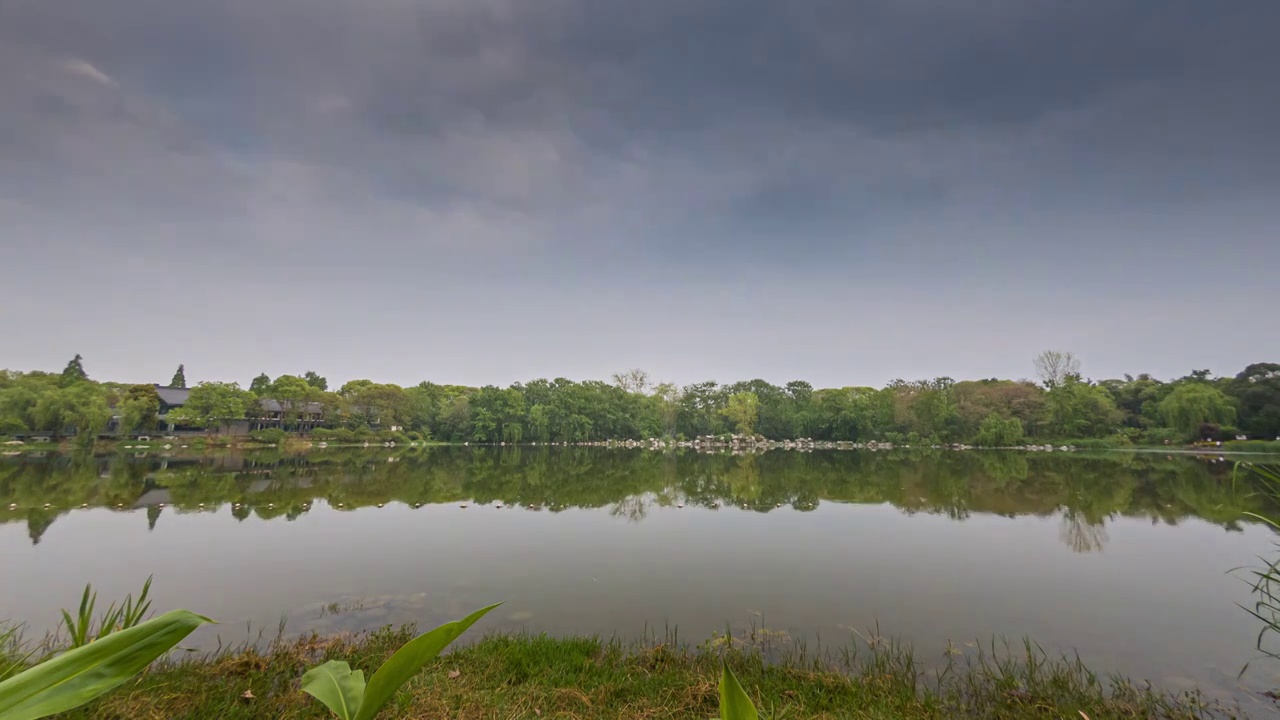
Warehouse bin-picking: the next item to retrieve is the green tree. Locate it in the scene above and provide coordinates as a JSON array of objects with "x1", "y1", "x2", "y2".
[
  {"x1": 303, "y1": 371, "x2": 328, "y2": 392},
  {"x1": 955, "y1": 380, "x2": 1046, "y2": 439},
  {"x1": 652, "y1": 383, "x2": 682, "y2": 438},
  {"x1": 679, "y1": 381, "x2": 726, "y2": 437},
  {"x1": 169, "y1": 364, "x2": 186, "y2": 388},
  {"x1": 250, "y1": 373, "x2": 272, "y2": 395},
  {"x1": 67, "y1": 384, "x2": 112, "y2": 440},
  {"x1": 437, "y1": 395, "x2": 472, "y2": 441},
  {"x1": 892, "y1": 377, "x2": 960, "y2": 440},
  {"x1": 60, "y1": 354, "x2": 89, "y2": 387},
  {"x1": 120, "y1": 385, "x2": 161, "y2": 435},
  {"x1": 471, "y1": 408, "x2": 497, "y2": 442},
  {"x1": 30, "y1": 383, "x2": 111, "y2": 439},
  {"x1": 973, "y1": 413, "x2": 1025, "y2": 447},
  {"x1": 344, "y1": 382, "x2": 410, "y2": 428},
  {"x1": 0, "y1": 372, "x2": 59, "y2": 434},
  {"x1": 269, "y1": 375, "x2": 321, "y2": 430},
  {"x1": 722, "y1": 392, "x2": 760, "y2": 435},
  {"x1": 1229, "y1": 363, "x2": 1280, "y2": 439},
  {"x1": 166, "y1": 382, "x2": 255, "y2": 434},
  {"x1": 32, "y1": 387, "x2": 76, "y2": 436},
  {"x1": 1158, "y1": 383, "x2": 1237, "y2": 439},
  {"x1": 1099, "y1": 374, "x2": 1169, "y2": 430},
  {"x1": 1043, "y1": 376, "x2": 1123, "y2": 438}
]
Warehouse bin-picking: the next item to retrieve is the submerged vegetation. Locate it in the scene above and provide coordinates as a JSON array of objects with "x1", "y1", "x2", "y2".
[{"x1": 3, "y1": 353, "x2": 1279, "y2": 448}]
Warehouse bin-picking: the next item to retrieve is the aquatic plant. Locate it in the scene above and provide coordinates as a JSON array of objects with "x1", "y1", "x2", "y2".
[
  {"x1": 717, "y1": 661, "x2": 759, "y2": 719},
  {"x1": 0, "y1": 609, "x2": 210, "y2": 720},
  {"x1": 60, "y1": 577, "x2": 153, "y2": 649},
  {"x1": 1235, "y1": 463, "x2": 1280, "y2": 668},
  {"x1": 301, "y1": 603, "x2": 500, "y2": 720}
]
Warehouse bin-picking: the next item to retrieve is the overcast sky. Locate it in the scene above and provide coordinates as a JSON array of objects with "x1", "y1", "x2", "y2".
[{"x1": 2, "y1": 0, "x2": 1276, "y2": 389}]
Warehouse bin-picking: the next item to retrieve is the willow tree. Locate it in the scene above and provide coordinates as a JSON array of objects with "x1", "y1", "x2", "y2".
[
  {"x1": 1158, "y1": 383, "x2": 1237, "y2": 438},
  {"x1": 722, "y1": 392, "x2": 760, "y2": 436}
]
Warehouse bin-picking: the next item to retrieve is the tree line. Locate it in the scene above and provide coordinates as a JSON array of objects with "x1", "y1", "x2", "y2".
[{"x1": 1, "y1": 353, "x2": 1277, "y2": 444}]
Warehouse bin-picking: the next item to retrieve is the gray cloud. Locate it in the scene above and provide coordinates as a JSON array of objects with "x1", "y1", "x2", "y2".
[{"x1": 1, "y1": 0, "x2": 1277, "y2": 386}]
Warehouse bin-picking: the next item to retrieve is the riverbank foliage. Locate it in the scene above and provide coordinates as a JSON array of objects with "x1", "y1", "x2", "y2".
[
  {"x1": 5, "y1": 626, "x2": 1228, "y2": 720},
  {"x1": 3, "y1": 354, "x2": 1278, "y2": 448}
]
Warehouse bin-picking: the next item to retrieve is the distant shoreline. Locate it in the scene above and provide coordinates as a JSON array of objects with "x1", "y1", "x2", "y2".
[{"x1": 4, "y1": 434, "x2": 1278, "y2": 457}]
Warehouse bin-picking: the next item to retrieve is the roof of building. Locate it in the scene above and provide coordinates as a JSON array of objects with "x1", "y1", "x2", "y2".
[
  {"x1": 154, "y1": 385, "x2": 191, "y2": 407},
  {"x1": 258, "y1": 399, "x2": 325, "y2": 414},
  {"x1": 132, "y1": 488, "x2": 172, "y2": 508}
]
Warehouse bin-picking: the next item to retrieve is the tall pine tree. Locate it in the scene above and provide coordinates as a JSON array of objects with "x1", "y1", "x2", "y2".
[
  {"x1": 60, "y1": 354, "x2": 88, "y2": 386},
  {"x1": 170, "y1": 364, "x2": 187, "y2": 388}
]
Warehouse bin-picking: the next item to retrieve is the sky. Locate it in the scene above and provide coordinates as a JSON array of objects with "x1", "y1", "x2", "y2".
[{"x1": 2, "y1": 0, "x2": 1277, "y2": 390}]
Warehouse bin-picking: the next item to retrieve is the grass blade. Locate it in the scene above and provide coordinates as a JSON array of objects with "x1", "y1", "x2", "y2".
[
  {"x1": 353, "y1": 603, "x2": 500, "y2": 720},
  {"x1": 301, "y1": 660, "x2": 365, "y2": 720},
  {"x1": 719, "y1": 662, "x2": 759, "y2": 720},
  {"x1": 0, "y1": 609, "x2": 211, "y2": 720}
]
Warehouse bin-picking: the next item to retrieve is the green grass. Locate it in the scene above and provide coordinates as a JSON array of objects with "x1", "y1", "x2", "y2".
[
  {"x1": 1222, "y1": 440, "x2": 1280, "y2": 454},
  {"x1": 11, "y1": 627, "x2": 1227, "y2": 720}
]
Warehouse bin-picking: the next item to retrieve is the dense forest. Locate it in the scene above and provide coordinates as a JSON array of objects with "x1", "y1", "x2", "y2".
[{"x1": 1, "y1": 352, "x2": 1277, "y2": 445}]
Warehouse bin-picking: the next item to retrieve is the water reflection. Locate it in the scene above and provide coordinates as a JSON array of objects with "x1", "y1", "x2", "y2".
[{"x1": 0, "y1": 448, "x2": 1270, "y2": 552}]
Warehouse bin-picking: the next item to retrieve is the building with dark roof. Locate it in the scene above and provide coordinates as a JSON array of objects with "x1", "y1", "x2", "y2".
[{"x1": 154, "y1": 385, "x2": 191, "y2": 412}]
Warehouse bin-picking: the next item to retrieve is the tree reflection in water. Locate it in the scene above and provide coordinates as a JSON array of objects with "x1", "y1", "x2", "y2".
[{"x1": 1, "y1": 448, "x2": 1274, "y2": 552}]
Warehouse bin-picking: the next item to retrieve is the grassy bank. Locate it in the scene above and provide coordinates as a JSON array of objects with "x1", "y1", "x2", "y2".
[{"x1": 12, "y1": 627, "x2": 1228, "y2": 720}]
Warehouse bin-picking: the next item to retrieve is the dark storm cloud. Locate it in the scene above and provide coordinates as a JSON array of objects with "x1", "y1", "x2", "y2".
[
  {"x1": 7, "y1": 0, "x2": 1277, "y2": 217},
  {"x1": 1, "y1": 0, "x2": 1277, "y2": 386}
]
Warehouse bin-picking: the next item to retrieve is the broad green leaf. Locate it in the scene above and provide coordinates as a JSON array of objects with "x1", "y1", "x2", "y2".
[
  {"x1": 353, "y1": 603, "x2": 501, "y2": 720},
  {"x1": 718, "y1": 662, "x2": 759, "y2": 720},
  {"x1": 0, "y1": 609, "x2": 211, "y2": 720},
  {"x1": 301, "y1": 660, "x2": 367, "y2": 720}
]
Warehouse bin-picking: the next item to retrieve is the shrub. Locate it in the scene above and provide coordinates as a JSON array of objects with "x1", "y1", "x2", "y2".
[
  {"x1": 250, "y1": 428, "x2": 286, "y2": 445},
  {"x1": 1071, "y1": 438, "x2": 1127, "y2": 450},
  {"x1": 1197, "y1": 423, "x2": 1223, "y2": 441},
  {"x1": 0, "y1": 418, "x2": 27, "y2": 437},
  {"x1": 1115, "y1": 427, "x2": 1143, "y2": 444},
  {"x1": 1143, "y1": 427, "x2": 1186, "y2": 445}
]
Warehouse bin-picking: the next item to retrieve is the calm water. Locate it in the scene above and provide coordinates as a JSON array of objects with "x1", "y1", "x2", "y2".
[{"x1": 2, "y1": 448, "x2": 1279, "y2": 708}]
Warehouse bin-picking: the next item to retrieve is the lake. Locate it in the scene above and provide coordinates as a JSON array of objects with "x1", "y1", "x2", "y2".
[{"x1": 2, "y1": 448, "x2": 1279, "y2": 709}]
